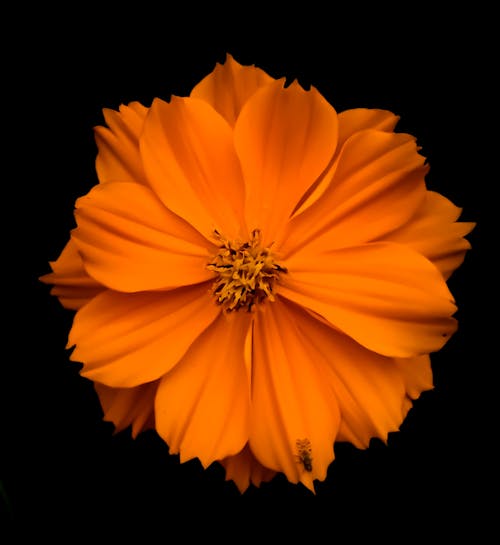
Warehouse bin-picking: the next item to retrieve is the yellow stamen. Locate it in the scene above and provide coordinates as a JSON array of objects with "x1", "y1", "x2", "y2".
[{"x1": 207, "y1": 229, "x2": 287, "y2": 312}]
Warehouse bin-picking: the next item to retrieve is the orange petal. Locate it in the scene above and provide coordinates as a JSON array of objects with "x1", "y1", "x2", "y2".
[
  {"x1": 220, "y1": 443, "x2": 277, "y2": 493},
  {"x1": 155, "y1": 312, "x2": 251, "y2": 468},
  {"x1": 39, "y1": 238, "x2": 104, "y2": 310},
  {"x1": 234, "y1": 79, "x2": 339, "y2": 246},
  {"x1": 140, "y1": 96, "x2": 246, "y2": 240},
  {"x1": 249, "y1": 300, "x2": 341, "y2": 492},
  {"x1": 279, "y1": 242, "x2": 457, "y2": 358},
  {"x1": 72, "y1": 182, "x2": 214, "y2": 292},
  {"x1": 292, "y1": 109, "x2": 401, "y2": 215},
  {"x1": 337, "y1": 108, "x2": 400, "y2": 149},
  {"x1": 94, "y1": 380, "x2": 158, "y2": 438},
  {"x1": 288, "y1": 307, "x2": 410, "y2": 448},
  {"x1": 281, "y1": 130, "x2": 427, "y2": 256},
  {"x1": 95, "y1": 101, "x2": 148, "y2": 184},
  {"x1": 190, "y1": 53, "x2": 275, "y2": 127},
  {"x1": 337, "y1": 355, "x2": 434, "y2": 448},
  {"x1": 68, "y1": 283, "x2": 220, "y2": 387},
  {"x1": 383, "y1": 191, "x2": 476, "y2": 279},
  {"x1": 394, "y1": 355, "x2": 433, "y2": 400}
]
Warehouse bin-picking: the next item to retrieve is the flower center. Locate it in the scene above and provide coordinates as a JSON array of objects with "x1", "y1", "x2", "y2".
[{"x1": 207, "y1": 229, "x2": 287, "y2": 312}]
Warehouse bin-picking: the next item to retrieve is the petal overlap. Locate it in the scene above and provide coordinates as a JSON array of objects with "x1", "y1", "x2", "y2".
[
  {"x1": 72, "y1": 182, "x2": 215, "y2": 292},
  {"x1": 68, "y1": 283, "x2": 220, "y2": 387},
  {"x1": 191, "y1": 53, "x2": 275, "y2": 126},
  {"x1": 383, "y1": 191, "x2": 475, "y2": 279},
  {"x1": 280, "y1": 242, "x2": 457, "y2": 358},
  {"x1": 140, "y1": 96, "x2": 246, "y2": 239},
  {"x1": 39, "y1": 239, "x2": 104, "y2": 309},
  {"x1": 95, "y1": 101, "x2": 148, "y2": 184},
  {"x1": 250, "y1": 301, "x2": 340, "y2": 491},
  {"x1": 281, "y1": 130, "x2": 428, "y2": 255},
  {"x1": 219, "y1": 443, "x2": 277, "y2": 493},
  {"x1": 155, "y1": 312, "x2": 252, "y2": 468},
  {"x1": 288, "y1": 306, "x2": 417, "y2": 448},
  {"x1": 292, "y1": 108, "x2": 401, "y2": 216},
  {"x1": 94, "y1": 381, "x2": 158, "y2": 438},
  {"x1": 234, "y1": 79, "x2": 339, "y2": 246}
]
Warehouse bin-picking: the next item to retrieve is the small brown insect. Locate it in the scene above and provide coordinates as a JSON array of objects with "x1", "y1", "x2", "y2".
[{"x1": 295, "y1": 438, "x2": 313, "y2": 472}]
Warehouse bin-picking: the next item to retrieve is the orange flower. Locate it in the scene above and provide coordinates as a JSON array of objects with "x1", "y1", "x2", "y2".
[{"x1": 40, "y1": 54, "x2": 475, "y2": 493}]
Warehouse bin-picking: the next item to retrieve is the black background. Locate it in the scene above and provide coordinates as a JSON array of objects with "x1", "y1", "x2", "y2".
[{"x1": 3, "y1": 5, "x2": 490, "y2": 540}]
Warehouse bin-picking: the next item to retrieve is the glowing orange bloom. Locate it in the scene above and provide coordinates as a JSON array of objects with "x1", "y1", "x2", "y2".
[{"x1": 40, "y1": 54, "x2": 475, "y2": 493}]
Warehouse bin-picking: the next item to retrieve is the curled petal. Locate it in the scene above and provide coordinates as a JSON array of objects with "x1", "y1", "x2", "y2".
[
  {"x1": 234, "y1": 79, "x2": 339, "y2": 246},
  {"x1": 140, "y1": 96, "x2": 246, "y2": 240},
  {"x1": 219, "y1": 444, "x2": 277, "y2": 493},
  {"x1": 191, "y1": 53, "x2": 275, "y2": 126},
  {"x1": 68, "y1": 284, "x2": 220, "y2": 387},
  {"x1": 282, "y1": 130, "x2": 427, "y2": 255},
  {"x1": 72, "y1": 182, "x2": 214, "y2": 292},
  {"x1": 250, "y1": 301, "x2": 341, "y2": 492},
  {"x1": 94, "y1": 380, "x2": 158, "y2": 438},
  {"x1": 155, "y1": 312, "x2": 251, "y2": 468},
  {"x1": 95, "y1": 101, "x2": 148, "y2": 184},
  {"x1": 39, "y1": 238, "x2": 104, "y2": 309},
  {"x1": 280, "y1": 242, "x2": 457, "y2": 358},
  {"x1": 383, "y1": 191, "x2": 476, "y2": 279}
]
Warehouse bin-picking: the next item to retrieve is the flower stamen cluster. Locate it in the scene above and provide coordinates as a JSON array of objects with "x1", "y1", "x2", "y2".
[{"x1": 207, "y1": 229, "x2": 287, "y2": 312}]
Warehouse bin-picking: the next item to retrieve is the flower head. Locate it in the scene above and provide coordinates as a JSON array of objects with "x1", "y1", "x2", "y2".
[{"x1": 40, "y1": 54, "x2": 475, "y2": 493}]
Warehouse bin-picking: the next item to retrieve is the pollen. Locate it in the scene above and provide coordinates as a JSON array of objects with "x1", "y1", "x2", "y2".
[{"x1": 207, "y1": 229, "x2": 287, "y2": 312}]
